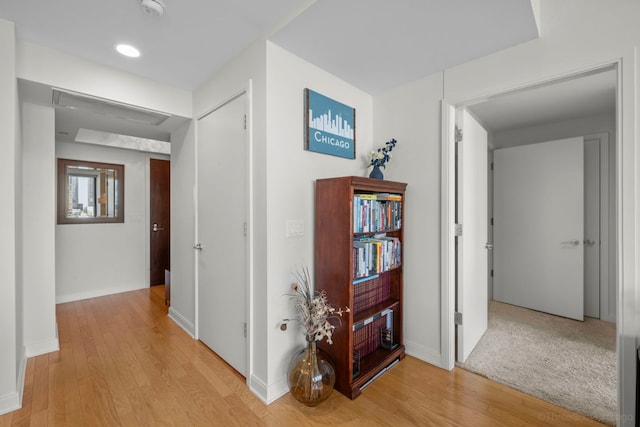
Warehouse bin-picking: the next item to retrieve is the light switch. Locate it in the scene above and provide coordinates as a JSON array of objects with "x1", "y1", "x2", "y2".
[{"x1": 286, "y1": 220, "x2": 304, "y2": 237}]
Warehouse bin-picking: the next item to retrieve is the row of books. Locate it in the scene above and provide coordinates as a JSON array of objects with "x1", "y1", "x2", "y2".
[
  {"x1": 353, "y1": 193, "x2": 402, "y2": 233},
  {"x1": 353, "y1": 234, "x2": 401, "y2": 278},
  {"x1": 352, "y1": 309, "x2": 394, "y2": 360},
  {"x1": 353, "y1": 274, "x2": 391, "y2": 314}
]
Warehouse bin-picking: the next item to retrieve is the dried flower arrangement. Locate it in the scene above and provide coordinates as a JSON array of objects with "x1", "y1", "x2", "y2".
[{"x1": 282, "y1": 267, "x2": 349, "y2": 344}]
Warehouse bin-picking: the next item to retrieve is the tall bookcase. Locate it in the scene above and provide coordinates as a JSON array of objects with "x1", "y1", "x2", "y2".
[{"x1": 315, "y1": 176, "x2": 407, "y2": 399}]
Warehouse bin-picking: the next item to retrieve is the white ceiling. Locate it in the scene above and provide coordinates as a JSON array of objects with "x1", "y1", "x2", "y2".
[
  {"x1": 2, "y1": 0, "x2": 538, "y2": 93},
  {"x1": 3, "y1": 1, "x2": 613, "y2": 145},
  {"x1": 468, "y1": 67, "x2": 617, "y2": 136}
]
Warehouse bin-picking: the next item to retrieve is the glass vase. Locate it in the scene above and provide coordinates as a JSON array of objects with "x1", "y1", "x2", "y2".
[{"x1": 287, "y1": 340, "x2": 335, "y2": 406}]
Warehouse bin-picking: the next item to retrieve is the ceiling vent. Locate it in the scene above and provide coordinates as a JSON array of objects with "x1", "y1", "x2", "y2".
[{"x1": 52, "y1": 89, "x2": 170, "y2": 126}]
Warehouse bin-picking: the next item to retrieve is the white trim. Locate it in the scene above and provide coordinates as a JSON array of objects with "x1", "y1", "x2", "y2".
[
  {"x1": 248, "y1": 374, "x2": 268, "y2": 403},
  {"x1": 168, "y1": 306, "x2": 195, "y2": 337},
  {"x1": 584, "y1": 132, "x2": 614, "y2": 323},
  {"x1": 440, "y1": 99, "x2": 456, "y2": 371},
  {"x1": 25, "y1": 338, "x2": 59, "y2": 357},
  {"x1": 245, "y1": 79, "x2": 255, "y2": 391},
  {"x1": 615, "y1": 50, "x2": 637, "y2": 426},
  {"x1": 252, "y1": 374, "x2": 289, "y2": 405},
  {"x1": 0, "y1": 391, "x2": 20, "y2": 416},
  {"x1": 25, "y1": 321, "x2": 59, "y2": 357},
  {"x1": 0, "y1": 352, "x2": 26, "y2": 416},
  {"x1": 405, "y1": 340, "x2": 444, "y2": 367},
  {"x1": 56, "y1": 283, "x2": 147, "y2": 304}
]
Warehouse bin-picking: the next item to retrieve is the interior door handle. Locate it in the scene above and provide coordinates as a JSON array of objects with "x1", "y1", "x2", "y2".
[
  {"x1": 561, "y1": 240, "x2": 580, "y2": 246},
  {"x1": 194, "y1": 243, "x2": 205, "y2": 250},
  {"x1": 485, "y1": 243, "x2": 493, "y2": 250},
  {"x1": 153, "y1": 223, "x2": 165, "y2": 232},
  {"x1": 584, "y1": 239, "x2": 597, "y2": 247}
]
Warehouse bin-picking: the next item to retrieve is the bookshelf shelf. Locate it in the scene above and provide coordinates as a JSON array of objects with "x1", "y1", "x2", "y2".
[
  {"x1": 352, "y1": 299, "x2": 400, "y2": 325},
  {"x1": 315, "y1": 176, "x2": 407, "y2": 399}
]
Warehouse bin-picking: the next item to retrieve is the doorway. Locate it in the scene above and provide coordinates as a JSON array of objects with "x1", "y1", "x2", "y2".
[
  {"x1": 150, "y1": 158, "x2": 170, "y2": 288},
  {"x1": 196, "y1": 91, "x2": 248, "y2": 377},
  {"x1": 444, "y1": 64, "x2": 619, "y2": 417}
]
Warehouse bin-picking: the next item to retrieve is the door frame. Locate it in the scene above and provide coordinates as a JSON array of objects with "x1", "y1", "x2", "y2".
[
  {"x1": 440, "y1": 58, "x2": 637, "y2": 422},
  {"x1": 146, "y1": 154, "x2": 171, "y2": 287},
  {"x1": 194, "y1": 82, "x2": 253, "y2": 382},
  {"x1": 149, "y1": 158, "x2": 171, "y2": 287}
]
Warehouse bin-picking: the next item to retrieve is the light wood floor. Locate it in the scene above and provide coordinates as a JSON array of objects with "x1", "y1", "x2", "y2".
[{"x1": 0, "y1": 286, "x2": 607, "y2": 426}]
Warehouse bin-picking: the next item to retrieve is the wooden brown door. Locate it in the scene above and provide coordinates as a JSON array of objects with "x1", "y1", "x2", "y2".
[{"x1": 150, "y1": 159, "x2": 170, "y2": 286}]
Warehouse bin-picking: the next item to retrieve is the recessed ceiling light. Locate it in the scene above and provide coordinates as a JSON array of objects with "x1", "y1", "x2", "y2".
[{"x1": 115, "y1": 44, "x2": 141, "y2": 58}]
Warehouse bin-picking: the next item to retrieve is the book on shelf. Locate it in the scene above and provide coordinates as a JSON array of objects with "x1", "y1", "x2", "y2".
[
  {"x1": 352, "y1": 309, "x2": 394, "y2": 360},
  {"x1": 353, "y1": 194, "x2": 403, "y2": 233},
  {"x1": 352, "y1": 235, "x2": 401, "y2": 278},
  {"x1": 353, "y1": 274, "x2": 391, "y2": 314},
  {"x1": 373, "y1": 192, "x2": 403, "y2": 201},
  {"x1": 352, "y1": 308, "x2": 393, "y2": 331}
]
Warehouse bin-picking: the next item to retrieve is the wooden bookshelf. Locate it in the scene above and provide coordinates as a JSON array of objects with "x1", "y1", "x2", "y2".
[{"x1": 315, "y1": 176, "x2": 407, "y2": 399}]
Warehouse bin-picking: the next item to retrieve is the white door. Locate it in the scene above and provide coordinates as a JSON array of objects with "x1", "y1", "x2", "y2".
[
  {"x1": 493, "y1": 137, "x2": 584, "y2": 321},
  {"x1": 456, "y1": 109, "x2": 489, "y2": 363},
  {"x1": 197, "y1": 93, "x2": 248, "y2": 376}
]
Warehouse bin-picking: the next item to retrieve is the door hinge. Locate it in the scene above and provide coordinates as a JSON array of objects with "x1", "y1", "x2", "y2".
[
  {"x1": 491, "y1": 269, "x2": 494, "y2": 277},
  {"x1": 243, "y1": 114, "x2": 247, "y2": 130},
  {"x1": 455, "y1": 224, "x2": 463, "y2": 237},
  {"x1": 455, "y1": 312, "x2": 463, "y2": 325},
  {"x1": 243, "y1": 222, "x2": 247, "y2": 237},
  {"x1": 244, "y1": 322, "x2": 247, "y2": 338},
  {"x1": 455, "y1": 126, "x2": 463, "y2": 143}
]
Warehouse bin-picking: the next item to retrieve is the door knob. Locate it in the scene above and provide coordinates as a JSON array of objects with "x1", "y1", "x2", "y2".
[
  {"x1": 584, "y1": 239, "x2": 597, "y2": 247},
  {"x1": 153, "y1": 223, "x2": 165, "y2": 232},
  {"x1": 194, "y1": 243, "x2": 205, "y2": 250},
  {"x1": 485, "y1": 243, "x2": 493, "y2": 250}
]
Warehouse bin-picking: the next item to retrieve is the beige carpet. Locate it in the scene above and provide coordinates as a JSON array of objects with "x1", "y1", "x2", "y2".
[{"x1": 457, "y1": 300, "x2": 616, "y2": 426}]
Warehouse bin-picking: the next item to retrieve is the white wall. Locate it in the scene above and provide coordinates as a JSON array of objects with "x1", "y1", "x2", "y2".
[
  {"x1": 373, "y1": 1, "x2": 639, "y2": 423},
  {"x1": 55, "y1": 141, "x2": 169, "y2": 302},
  {"x1": 264, "y1": 42, "x2": 373, "y2": 401},
  {"x1": 17, "y1": 41, "x2": 191, "y2": 118},
  {"x1": 0, "y1": 18, "x2": 22, "y2": 416},
  {"x1": 373, "y1": 73, "x2": 444, "y2": 364},
  {"x1": 185, "y1": 39, "x2": 375, "y2": 403},
  {"x1": 168, "y1": 120, "x2": 196, "y2": 335},
  {"x1": 22, "y1": 102, "x2": 58, "y2": 357},
  {"x1": 490, "y1": 112, "x2": 615, "y2": 149}
]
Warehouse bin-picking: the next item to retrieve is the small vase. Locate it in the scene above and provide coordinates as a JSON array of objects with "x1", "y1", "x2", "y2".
[
  {"x1": 369, "y1": 164, "x2": 384, "y2": 180},
  {"x1": 287, "y1": 340, "x2": 335, "y2": 406}
]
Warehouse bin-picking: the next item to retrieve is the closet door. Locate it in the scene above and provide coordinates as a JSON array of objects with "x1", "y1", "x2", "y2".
[{"x1": 493, "y1": 137, "x2": 584, "y2": 321}]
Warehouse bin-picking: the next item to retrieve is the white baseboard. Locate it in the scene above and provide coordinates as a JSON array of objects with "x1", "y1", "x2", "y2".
[
  {"x1": 0, "y1": 352, "x2": 27, "y2": 416},
  {"x1": 265, "y1": 376, "x2": 289, "y2": 404},
  {"x1": 249, "y1": 375, "x2": 268, "y2": 403},
  {"x1": 25, "y1": 322, "x2": 59, "y2": 357},
  {"x1": 56, "y1": 284, "x2": 147, "y2": 304},
  {"x1": 25, "y1": 337, "x2": 59, "y2": 358},
  {"x1": 405, "y1": 340, "x2": 445, "y2": 369},
  {"x1": 248, "y1": 374, "x2": 289, "y2": 405},
  {"x1": 247, "y1": 374, "x2": 289, "y2": 405},
  {"x1": 168, "y1": 307, "x2": 195, "y2": 337}
]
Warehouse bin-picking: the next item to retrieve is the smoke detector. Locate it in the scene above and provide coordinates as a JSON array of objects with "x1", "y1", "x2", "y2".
[{"x1": 140, "y1": 0, "x2": 165, "y2": 17}]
